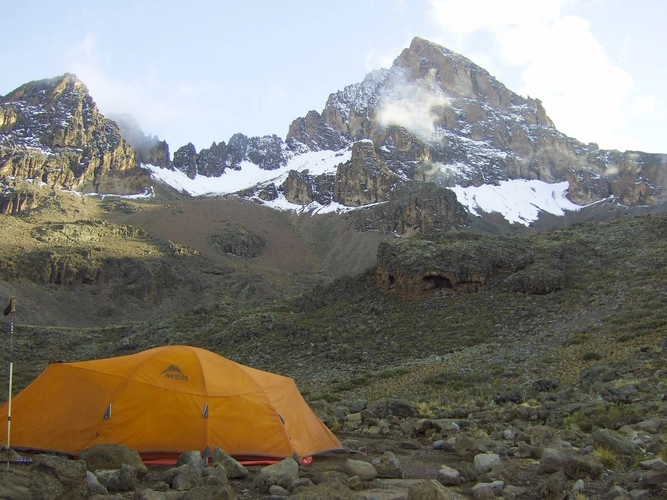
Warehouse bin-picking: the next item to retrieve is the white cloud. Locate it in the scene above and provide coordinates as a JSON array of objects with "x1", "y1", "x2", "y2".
[
  {"x1": 377, "y1": 69, "x2": 450, "y2": 141},
  {"x1": 426, "y1": 0, "x2": 659, "y2": 151},
  {"x1": 66, "y1": 34, "x2": 223, "y2": 149},
  {"x1": 365, "y1": 45, "x2": 402, "y2": 71}
]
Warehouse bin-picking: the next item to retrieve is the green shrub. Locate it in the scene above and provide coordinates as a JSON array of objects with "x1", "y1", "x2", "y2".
[
  {"x1": 582, "y1": 351, "x2": 602, "y2": 361},
  {"x1": 567, "y1": 334, "x2": 588, "y2": 346}
]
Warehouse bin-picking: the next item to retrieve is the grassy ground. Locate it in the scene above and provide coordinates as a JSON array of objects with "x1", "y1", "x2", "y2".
[{"x1": 0, "y1": 193, "x2": 665, "y2": 408}]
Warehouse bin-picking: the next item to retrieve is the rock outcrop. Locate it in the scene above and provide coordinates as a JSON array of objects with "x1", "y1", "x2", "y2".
[
  {"x1": 0, "y1": 74, "x2": 147, "y2": 205},
  {"x1": 375, "y1": 230, "x2": 573, "y2": 298},
  {"x1": 334, "y1": 141, "x2": 395, "y2": 206},
  {"x1": 353, "y1": 182, "x2": 469, "y2": 235}
]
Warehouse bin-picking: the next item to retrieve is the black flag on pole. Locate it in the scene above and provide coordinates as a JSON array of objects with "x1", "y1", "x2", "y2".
[{"x1": 3, "y1": 297, "x2": 16, "y2": 316}]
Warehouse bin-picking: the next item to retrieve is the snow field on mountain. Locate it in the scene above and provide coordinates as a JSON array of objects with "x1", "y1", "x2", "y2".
[
  {"x1": 145, "y1": 151, "x2": 582, "y2": 225},
  {"x1": 144, "y1": 148, "x2": 352, "y2": 197},
  {"x1": 450, "y1": 180, "x2": 581, "y2": 225}
]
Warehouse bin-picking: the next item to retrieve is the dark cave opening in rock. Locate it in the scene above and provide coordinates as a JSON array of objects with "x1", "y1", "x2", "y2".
[{"x1": 423, "y1": 274, "x2": 452, "y2": 290}]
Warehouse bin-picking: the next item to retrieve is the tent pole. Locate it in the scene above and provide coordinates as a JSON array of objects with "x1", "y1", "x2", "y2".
[
  {"x1": 4, "y1": 297, "x2": 16, "y2": 469},
  {"x1": 7, "y1": 314, "x2": 13, "y2": 447}
]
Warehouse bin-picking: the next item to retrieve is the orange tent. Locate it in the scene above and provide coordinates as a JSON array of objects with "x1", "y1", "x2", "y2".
[{"x1": 0, "y1": 345, "x2": 341, "y2": 460}]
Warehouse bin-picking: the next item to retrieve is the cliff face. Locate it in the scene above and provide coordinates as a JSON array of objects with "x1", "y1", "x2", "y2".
[
  {"x1": 333, "y1": 141, "x2": 395, "y2": 206},
  {"x1": 0, "y1": 74, "x2": 147, "y2": 213},
  {"x1": 375, "y1": 232, "x2": 567, "y2": 298}
]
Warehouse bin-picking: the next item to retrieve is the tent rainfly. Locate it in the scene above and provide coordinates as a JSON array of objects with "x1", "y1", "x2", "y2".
[{"x1": 0, "y1": 345, "x2": 342, "y2": 460}]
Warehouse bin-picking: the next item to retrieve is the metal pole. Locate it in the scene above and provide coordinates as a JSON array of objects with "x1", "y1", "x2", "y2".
[
  {"x1": 7, "y1": 311, "x2": 13, "y2": 450},
  {"x1": 3, "y1": 297, "x2": 16, "y2": 468}
]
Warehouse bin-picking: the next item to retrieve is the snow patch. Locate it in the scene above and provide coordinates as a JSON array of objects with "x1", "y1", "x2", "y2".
[
  {"x1": 144, "y1": 148, "x2": 352, "y2": 197},
  {"x1": 451, "y1": 179, "x2": 581, "y2": 226},
  {"x1": 252, "y1": 192, "x2": 371, "y2": 216}
]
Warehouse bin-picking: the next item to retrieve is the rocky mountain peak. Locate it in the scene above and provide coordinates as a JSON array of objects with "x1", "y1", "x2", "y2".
[
  {"x1": 394, "y1": 37, "x2": 553, "y2": 127},
  {"x1": 0, "y1": 74, "x2": 146, "y2": 213},
  {"x1": 146, "y1": 38, "x2": 666, "y2": 232},
  {"x1": 2, "y1": 73, "x2": 88, "y2": 108}
]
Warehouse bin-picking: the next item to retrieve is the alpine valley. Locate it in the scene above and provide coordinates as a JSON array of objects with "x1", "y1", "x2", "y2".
[{"x1": 1, "y1": 37, "x2": 666, "y2": 499}]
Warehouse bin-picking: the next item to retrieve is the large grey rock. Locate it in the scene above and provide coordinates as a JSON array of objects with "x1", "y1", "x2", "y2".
[
  {"x1": 29, "y1": 454, "x2": 88, "y2": 500},
  {"x1": 94, "y1": 464, "x2": 138, "y2": 491},
  {"x1": 372, "y1": 452, "x2": 403, "y2": 479},
  {"x1": 634, "y1": 418, "x2": 666, "y2": 434},
  {"x1": 471, "y1": 483, "x2": 496, "y2": 500},
  {"x1": 639, "y1": 459, "x2": 667, "y2": 472},
  {"x1": 86, "y1": 470, "x2": 108, "y2": 496},
  {"x1": 0, "y1": 445, "x2": 22, "y2": 463},
  {"x1": 202, "y1": 463, "x2": 228, "y2": 487},
  {"x1": 437, "y1": 465, "x2": 461, "y2": 486},
  {"x1": 342, "y1": 459, "x2": 377, "y2": 481},
  {"x1": 473, "y1": 453, "x2": 501, "y2": 473},
  {"x1": 407, "y1": 479, "x2": 467, "y2": 499},
  {"x1": 177, "y1": 451, "x2": 206, "y2": 475},
  {"x1": 538, "y1": 448, "x2": 603, "y2": 480},
  {"x1": 593, "y1": 428, "x2": 638, "y2": 456},
  {"x1": 170, "y1": 464, "x2": 202, "y2": 491},
  {"x1": 253, "y1": 458, "x2": 300, "y2": 493},
  {"x1": 0, "y1": 466, "x2": 30, "y2": 500},
  {"x1": 539, "y1": 470, "x2": 568, "y2": 498},
  {"x1": 176, "y1": 484, "x2": 236, "y2": 500},
  {"x1": 605, "y1": 485, "x2": 629, "y2": 498},
  {"x1": 79, "y1": 443, "x2": 147, "y2": 476},
  {"x1": 212, "y1": 447, "x2": 249, "y2": 479}
]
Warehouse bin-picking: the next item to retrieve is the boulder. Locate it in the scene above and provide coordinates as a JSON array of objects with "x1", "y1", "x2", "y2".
[
  {"x1": 202, "y1": 463, "x2": 229, "y2": 487},
  {"x1": 538, "y1": 448, "x2": 603, "y2": 480},
  {"x1": 639, "y1": 459, "x2": 667, "y2": 472},
  {"x1": 471, "y1": 483, "x2": 496, "y2": 500},
  {"x1": 253, "y1": 458, "x2": 300, "y2": 493},
  {"x1": 538, "y1": 470, "x2": 568, "y2": 498},
  {"x1": 94, "y1": 464, "x2": 139, "y2": 492},
  {"x1": 29, "y1": 454, "x2": 88, "y2": 500},
  {"x1": 454, "y1": 435, "x2": 492, "y2": 460},
  {"x1": 170, "y1": 464, "x2": 202, "y2": 491},
  {"x1": 473, "y1": 453, "x2": 501, "y2": 474},
  {"x1": 372, "y1": 452, "x2": 403, "y2": 479},
  {"x1": 176, "y1": 484, "x2": 236, "y2": 500},
  {"x1": 86, "y1": 471, "x2": 108, "y2": 496},
  {"x1": 437, "y1": 465, "x2": 461, "y2": 486},
  {"x1": 634, "y1": 418, "x2": 665, "y2": 434},
  {"x1": 177, "y1": 451, "x2": 206, "y2": 475},
  {"x1": 342, "y1": 459, "x2": 377, "y2": 481},
  {"x1": 593, "y1": 428, "x2": 638, "y2": 456},
  {"x1": 407, "y1": 479, "x2": 467, "y2": 499},
  {"x1": 79, "y1": 443, "x2": 147, "y2": 476},
  {"x1": 0, "y1": 445, "x2": 22, "y2": 463},
  {"x1": 212, "y1": 447, "x2": 249, "y2": 479},
  {"x1": 0, "y1": 466, "x2": 30, "y2": 500}
]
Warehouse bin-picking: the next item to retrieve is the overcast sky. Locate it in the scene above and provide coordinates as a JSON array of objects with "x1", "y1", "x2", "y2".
[{"x1": 2, "y1": 0, "x2": 664, "y2": 154}]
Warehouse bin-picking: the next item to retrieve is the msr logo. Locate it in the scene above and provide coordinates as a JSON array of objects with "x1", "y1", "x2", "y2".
[{"x1": 161, "y1": 364, "x2": 189, "y2": 381}]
